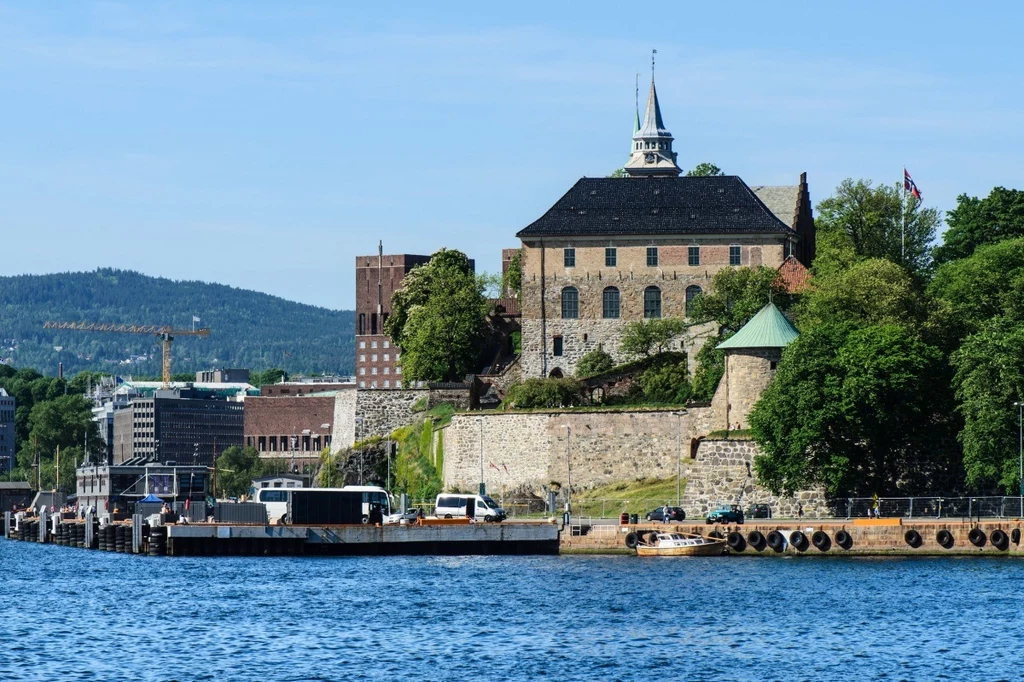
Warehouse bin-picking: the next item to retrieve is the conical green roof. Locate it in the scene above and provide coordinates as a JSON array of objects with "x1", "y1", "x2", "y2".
[{"x1": 716, "y1": 302, "x2": 799, "y2": 350}]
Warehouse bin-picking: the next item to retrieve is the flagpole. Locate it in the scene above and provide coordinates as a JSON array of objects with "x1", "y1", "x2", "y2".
[{"x1": 901, "y1": 168, "x2": 906, "y2": 264}]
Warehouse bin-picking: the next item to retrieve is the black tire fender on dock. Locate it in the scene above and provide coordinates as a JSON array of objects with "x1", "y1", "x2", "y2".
[
  {"x1": 904, "y1": 529, "x2": 922, "y2": 548},
  {"x1": 746, "y1": 530, "x2": 766, "y2": 551},
  {"x1": 625, "y1": 532, "x2": 639, "y2": 549},
  {"x1": 834, "y1": 529, "x2": 853, "y2": 550},
  {"x1": 727, "y1": 532, "x2": 746, "y2": 551},
  {"x1": 936, "y1": 529, "x2": 954, "y2": 549},
  {"x1": 811, "y1": 530, "x2": 831, "y2": 551},
  {"x1": 968, "y1": 528, "x2": 986, "y2": 547},
  {"x1": 709, "y1": 530, "x2": 725, "y2": 540},
  {"x1": 1012, "y1": 528, "x2": 1021, "y2": 545},
  {"x1": 766, "y1": 530, "x2": 785, "y2": 553},
  {"x1": 789, "y1": 530, "x2": 809, "y2": 551},
  {"x1": 990, "y1": 529, "x2": 1009, "y2": 550}
]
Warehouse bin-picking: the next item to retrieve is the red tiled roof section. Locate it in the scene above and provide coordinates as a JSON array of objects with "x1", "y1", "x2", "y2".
[{"x1": 777, "y1": 255, "x2": 811, "y2": 293}]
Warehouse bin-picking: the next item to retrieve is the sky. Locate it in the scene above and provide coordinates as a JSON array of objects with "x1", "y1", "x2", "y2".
[{"x1": 1, "y1": 1, "x2": 1022, "y2": 311}]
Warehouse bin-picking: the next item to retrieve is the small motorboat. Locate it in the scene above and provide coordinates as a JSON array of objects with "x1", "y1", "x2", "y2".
[{"x1": 634, "y1": 530, "x2": 727, "y2": 557}]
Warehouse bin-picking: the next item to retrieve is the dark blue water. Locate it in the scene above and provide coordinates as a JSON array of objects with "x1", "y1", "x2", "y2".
[{"x1": 2, "y1": 540, "x2": 1024, "y2": 682}]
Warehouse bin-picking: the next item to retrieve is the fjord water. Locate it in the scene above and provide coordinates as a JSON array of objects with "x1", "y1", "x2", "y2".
[{"x1": 2, "y1": 541, "x2": 1023, "y2": 682}]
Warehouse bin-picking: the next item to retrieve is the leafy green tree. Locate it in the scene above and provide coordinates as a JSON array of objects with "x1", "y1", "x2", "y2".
[
  {"x1": 686, "y1": 162, "x2": 724, "y2": 177},
  {"x1": 215, "y1": 445, "x2": 264, "y2": 499},
  {"x1": 816, "y1": 178, "x2": 940, "y2": 276},
  {"x1": 636, "y1": 356, "x2": 691, "y2": 404},
  {"x1": 13, "y1": 394, "x2": 104, "y2": 490},
  {"x1": 502, "y1": 249, "x2": 523, "y2": 299},
  {"x1": 503, "y1": 378, "x2": 582, "y2": 409},
  {"x1": 795, "y1": 258, "x2": 925, "y2": 332},
  {"x1": 575, "y1": 346, "x2": 614, "y2": 377},
  {"x1": 951, "y1": 318, "x2": 1024, "y2": 492},
  {"x1": 619, "y1": 319, "x2": 686, "y2": 359},
  {"x1": 750, "y1": 324, "x2": 957, "y2": 496},
  {"x1": 608, "y1": 168, "x2": 627, "y2": 178},
  {"x1": 934, "y1": 187, "x2": 1024, "y2": 265},
  {"x1": 690, "y1": 266, "x2": 791, "y2": 333},
  {"x1": 689, "y1": 332, "x2": 731, "y2": 402},
  {"x1": 250, "y1": 368, "x2": 288, "y2": 388},
  {"x1": 385, "y1": 249, "x2": 489, "y2": 382}
]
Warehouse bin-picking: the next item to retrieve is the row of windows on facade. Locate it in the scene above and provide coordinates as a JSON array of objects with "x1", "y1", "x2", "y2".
[
  {"x1": 357, "y1": 312, "x2": 389, "y2": 336},
  {"x1": 358, "y1": 340, "x2": 390, "y2": 349},
  {"x1": 249, "y1": 435, "x2": 330, "y2": 452},
  {"x1": 634, "y1": 141, "x2": 669, "y2": 151},
  {"x1": 563, "y1": 245, "x2": 741, "y2": 269},
  {"x1": 560, "y1": 284, "x2": 703, "y2": 320},
  {"x1": 0, "y1": 410, "x2": 14, "y2": 421},
  {"x1": 358, "y1": 353, "x2": 399, "y2": 363},
  {"x1": 359, "y1": 366, "x2": 402, "y2": 377},
  {"x1": 359, "y1": 380, "x2": 400, "y2": 389}
]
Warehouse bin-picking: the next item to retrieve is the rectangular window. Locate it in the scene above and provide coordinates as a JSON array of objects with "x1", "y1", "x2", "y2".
[
  {"x1": 688, "y1": 246, "x2": 700, "y2": 266},
  {"x1": 359, "y1": 354, "x2": 365, "y2": 362},
  {"x1": 359, "y1": 381, "x2": 366, "y2": 388},
  {"x1": 605, "y1": 247, "x2": 617, "y2": 267},
  {"x1": 647, "y1": 247, "x2": 659, "y2": 267},
  {"x1": 563, "y1": 248, "x2": 575, "y2": 267},
  {"x1": 730, "y1": 245, "x2": 741, "y2": 265},
  {"x1": 371, "y1": 341, "x2": 378, "y2": 349},
  {"x1": 383, "y1": 340, "x2": 390, "y2": 349},
  {"x1": 359, "y1": 341, "x2": 366, "y2": 349},
  {"x1": 396, "y1": 367, "x2": 402, "y2": 375},
  {"x1": 359, "y1": 368, "x2": 366, "y2": 376},
  {"x1": 371, "y1": 354, "x2": 377, "y2": 362},
  {"x1": 371, "y1": 367, "x2": 377, "y2": 375},
  {"x1": 395, "y1": 381, "x2": 402, "y2": 388},
  {"x1": 384, "y1": 380, "x2": 390, "y2": 388},
  {"x1": 383, "y1": 354, "x2": 389, "y2": 361},
  {"x1": 371, "y1": 381, "x2": 377, "y2": 388},
  {"x1": 383, "y1": 367, "x2": 390, "y2": 375},
  {"x1": 553, "y1": 336, "x2": 564, "y2": 357}
]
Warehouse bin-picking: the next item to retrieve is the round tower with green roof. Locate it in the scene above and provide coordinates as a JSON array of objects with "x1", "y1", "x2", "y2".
[{"x1": 710, "y1": 302, "x2": 799, "y2": 432}]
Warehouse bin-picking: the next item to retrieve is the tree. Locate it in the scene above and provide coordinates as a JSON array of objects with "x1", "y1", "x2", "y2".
[
  {"x1": 13, "y1": 394, "x2": 104, "y2": 490},
  {"x1": 636, "y1": 356, "x2": 691, "y2": 404},
  {"x1": 795, "y1": 258, "x2": 926, "y2": 332},
  {"x1": 689, "y1": 332, "x2": 730, "y2": 402},
  {"x1": 951, "y1": 318, "x2": 1024, "y2": 492},
  {"x1": 816, "y1": 178, "x2": 941, "y2": 276},
  {"x1": 686, "y1": 162, "x2": 724, "y2": 177},
  {"x1": 215, "y1": 445, "x2": 264, "y2": 499},
  {"x1": 384, "y1": 249, "x2": 489, "y2": 382},
  {"x1": 608, "y1": 168, "x2": 627, "y2": 178},
  {"x1": 934, "y1": 187, "x2": 1024, "y2": 265},
  {"x1": 503, "y1": 378, "x2": 583, "y2": 409},
  {"x1": 502, "y1": 249, "x2": 522, "y2": 300},
  {"x1": 750, "y1": 324, "x2": 957, "y2": 497},
  {"x1": 250, "y1": 368, "x2": 288, "y2": 388},
  {"x1": 575, "y1": 346, "x2": 614, "y2": 378},
  {"x1": 689, "y1": 266, "x2": 792, "y2": 333},
  {"x1": 619, "y1": 319, "x2": 686, "y2": 359}
]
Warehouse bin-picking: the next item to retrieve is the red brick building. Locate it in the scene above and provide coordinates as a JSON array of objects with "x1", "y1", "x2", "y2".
[{"x1": 244, "y1": 396, "x2": 335, "y2": 456}]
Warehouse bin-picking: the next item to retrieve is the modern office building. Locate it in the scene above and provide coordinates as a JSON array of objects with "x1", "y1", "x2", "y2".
[{"x1": 0, "y1": 388, "x2": 15, "y2": 474}]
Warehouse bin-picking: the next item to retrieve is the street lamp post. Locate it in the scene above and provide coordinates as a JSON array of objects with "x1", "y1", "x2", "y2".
[
  {"x1": 477, "y1": 418, "x2": 485, "y2": 495},
  {"x1": 672, "y1": 411, "x2": 686, "y2": 506},
  {"x1": 561, "y1": 425, "x2": 571, "y2": 524},
  {"x1": 1015, "y1": 401, "x2": 1023, "y2": 516}
]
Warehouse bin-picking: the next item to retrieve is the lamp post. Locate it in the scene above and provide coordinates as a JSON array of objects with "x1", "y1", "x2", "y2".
[
  {"x1": 477, "y1": 418, "x2": 485, "y2": 495},
  {"x1": 672, "y1": 410, "x2": 686, "y2": 506},
  {"x1": 1015, "y1": 401, "x2": 1023, "y2": 516},
  {"x1": 561, "y1": 425, "x2": 571, "y2": 524}
]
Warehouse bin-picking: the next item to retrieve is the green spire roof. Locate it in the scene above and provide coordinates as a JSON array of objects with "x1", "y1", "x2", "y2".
[{"x1": 716, "y1": 302, "x2": 799, "y2": 350}]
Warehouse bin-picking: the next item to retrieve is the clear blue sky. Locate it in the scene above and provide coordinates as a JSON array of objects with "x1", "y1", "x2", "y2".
[{"x1": 1, "y1": 2, "x2": 1021, "y2": 310}]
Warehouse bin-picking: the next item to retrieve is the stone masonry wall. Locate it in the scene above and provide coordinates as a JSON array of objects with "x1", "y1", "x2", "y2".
[
  {"x1": 354, "y1": 389, "x2": 429, "y2": 442},
  {"x1": 711, "y1": 349, "x2": 781, "y2": 431},
  {"x1": 443, "y1": 407, "x2": 713, "y2": 494},
  {"x1": 330, "y1": 389, "x2": 357, "y2": 449},
  {"x1": 681, "y1": 438, "x2": 827, "y2": 517}
]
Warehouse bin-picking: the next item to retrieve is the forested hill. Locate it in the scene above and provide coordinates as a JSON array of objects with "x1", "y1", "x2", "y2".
[{"x1": 0, "y1": 269, "x2": 354, "y2": 377}]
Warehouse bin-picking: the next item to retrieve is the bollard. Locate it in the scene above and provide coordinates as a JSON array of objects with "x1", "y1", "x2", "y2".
[{"x1": 39, "y1": 510, "x2": 48, "y2": 543}]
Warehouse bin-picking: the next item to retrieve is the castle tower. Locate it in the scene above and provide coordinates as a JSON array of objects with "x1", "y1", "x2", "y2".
[
  {"x1": 623, "y1": 70, "x2": 681, "y2": 177},
  {"x1": 711, "y1": 303, "x2": 799, "y2": 431}
]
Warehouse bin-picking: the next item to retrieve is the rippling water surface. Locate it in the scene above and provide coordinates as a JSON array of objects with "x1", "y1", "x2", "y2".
[{"x1": 3, "y1": 540, "x2": 1024, "y2": 681}]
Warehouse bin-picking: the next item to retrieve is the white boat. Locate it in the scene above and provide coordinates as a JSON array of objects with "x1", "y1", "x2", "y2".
[{"x1": 635, "y1": 531, "x2": 726, "y2": 557}]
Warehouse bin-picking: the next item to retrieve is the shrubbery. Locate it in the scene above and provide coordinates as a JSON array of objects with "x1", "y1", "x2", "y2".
[
  {"x1": 575, "y1": 346, "x2": 614, "y2": 377},
  {"x1": 503, "y1": 378, "x2": 583, "y2": 409}
]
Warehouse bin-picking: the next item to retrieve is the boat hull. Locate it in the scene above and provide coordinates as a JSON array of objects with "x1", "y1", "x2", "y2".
[{"x1": 636, "y1": 541, "x2": 726, "y2": 557}]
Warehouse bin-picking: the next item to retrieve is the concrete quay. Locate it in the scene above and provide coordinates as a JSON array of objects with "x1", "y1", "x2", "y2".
[{"x1": 562, "y1": 518, "x2": 1024, "y2": 556}]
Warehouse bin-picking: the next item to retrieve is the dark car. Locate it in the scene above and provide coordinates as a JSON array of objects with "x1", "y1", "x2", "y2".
[
  {"x1": 645, "y1": 506, "x2": 686, "y2": 522},
  {"x1": 706, "y1": 504, "x2": 744, "y2": 525},
  {"x1": 746, "y1": 504, "x2": 772, "y2": 519}
]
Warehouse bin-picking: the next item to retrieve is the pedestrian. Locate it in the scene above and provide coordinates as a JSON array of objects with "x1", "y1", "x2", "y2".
[
  {"x1": 798, "y1": 503, "x2": 804, "y2": 520},
  {"x1": 663, "y1": 504, "x2": 670, "y2": 524}
]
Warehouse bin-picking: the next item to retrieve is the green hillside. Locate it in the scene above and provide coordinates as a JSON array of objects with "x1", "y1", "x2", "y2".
[{"x1": 0, "y1": 269, "x2": 354, "y2": 377}]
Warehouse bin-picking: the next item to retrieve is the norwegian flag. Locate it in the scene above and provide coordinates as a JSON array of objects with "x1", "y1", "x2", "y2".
[{"x1": 904, "y1": 168, "x2": 922, "y2": 201}]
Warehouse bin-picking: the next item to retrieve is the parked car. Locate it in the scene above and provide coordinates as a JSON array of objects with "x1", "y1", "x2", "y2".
[
  {"x1": 645, "y1": 506, "x2": 686, "y2": 522},
  {"x1": 746, "y1": 504, "x2": 771, "y2": 519},
  {"x1": 388, "y1": 507, "x2": 424, "y2": 524},
  {"x1": 706, "y1": 504, "x2": 744, "y2": 524}
]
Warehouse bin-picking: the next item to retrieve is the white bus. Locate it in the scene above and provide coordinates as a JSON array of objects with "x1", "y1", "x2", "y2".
[{"x1": 255, "y1": 485, "x2": 394, "y2": 524}]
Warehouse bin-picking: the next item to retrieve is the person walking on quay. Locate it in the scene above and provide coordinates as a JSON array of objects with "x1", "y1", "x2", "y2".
[
  {"x1": 871, "y1": 494, "x2": 880, "y2": 518},
  {"x1": 797, "y1": 503, "x2": 804, "y2": 520},
  {"x1": 663, "y1": 504, "x2": 670, "y2": 524}
]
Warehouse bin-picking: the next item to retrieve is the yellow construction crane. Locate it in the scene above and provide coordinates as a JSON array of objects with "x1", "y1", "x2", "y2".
[{"x1": 42, "y1": 321, "x2": 211, "y2": 387}]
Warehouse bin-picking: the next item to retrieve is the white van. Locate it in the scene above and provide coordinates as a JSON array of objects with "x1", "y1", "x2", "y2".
[{"x1": 434, "y1": 493, "x2": 506, "y2": 522}]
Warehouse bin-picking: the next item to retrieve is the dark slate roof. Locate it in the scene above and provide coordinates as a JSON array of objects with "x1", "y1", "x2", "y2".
[{"x1": 517, "y1": 176, "x2": 796, "y2": 238}]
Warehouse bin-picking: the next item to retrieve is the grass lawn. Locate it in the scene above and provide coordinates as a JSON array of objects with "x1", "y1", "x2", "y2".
[{"x1": 572, "y1": 476, "x2": 688, "y2": 517}]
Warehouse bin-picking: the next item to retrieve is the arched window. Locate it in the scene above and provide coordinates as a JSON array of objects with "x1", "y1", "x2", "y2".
[
  {"x1": 561, "y1": 287, "x2": 579, "y2": 319},
  {"x1": 685, "y1": 285, "x2": 703, "y2": 317},
  {"x1": 643, "y1": 286, "x2": 661, "y2": 319},
  {"x1": 602, "y1": 287, "x2": 620, "y2": 319}
]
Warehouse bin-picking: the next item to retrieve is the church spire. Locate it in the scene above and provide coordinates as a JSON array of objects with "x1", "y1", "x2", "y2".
[{"x1": 623, "y1": 51, "x2": 681, "y2": 177}]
